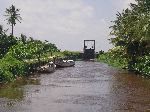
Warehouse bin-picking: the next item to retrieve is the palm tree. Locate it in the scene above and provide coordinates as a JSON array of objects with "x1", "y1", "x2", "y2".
[
  {"x1": 4, "y1": 5, "x2": 22, "y2": 36},
  {"x1": 0, "y1": 25, "x2": 3, "y2": 34}
]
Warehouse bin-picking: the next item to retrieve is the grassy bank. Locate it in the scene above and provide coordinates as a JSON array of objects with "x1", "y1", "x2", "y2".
[
  {"x1": 98, "y1": 52, "x2": 128, "y2": 69},
  {"x1": 0, "y1": 50, "x2": 80, "y2": 83},
  {"x1": 98, "y1": 51, "x2": 150, "y2": 77},
  {"x1": 0, "y1": 54, "x2": 53, "y2": 83}
]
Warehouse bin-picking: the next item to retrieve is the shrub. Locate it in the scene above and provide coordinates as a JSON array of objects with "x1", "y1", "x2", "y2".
[
  {"x1": 132, "y1": 55, "x2": 150, "y2": 76},
  {"x1": 98, "y1": 47, "x2": 129, "y2": 68},
  {"x1": 0, "y1": 54, "x2": 27, "y2": 83}
]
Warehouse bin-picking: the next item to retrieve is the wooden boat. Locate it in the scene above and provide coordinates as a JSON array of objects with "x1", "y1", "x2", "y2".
[
  {"x1": 37, "y1": 62, "x2": 56, "y2": 73},
  {"x1": 55, "y1": 59, "x2": 75, "y2": 68}
]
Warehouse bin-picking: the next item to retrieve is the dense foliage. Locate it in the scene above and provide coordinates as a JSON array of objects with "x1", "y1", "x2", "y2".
[
  {"x1": 63, "y1": 50, "x2": 81, "y2": 60},
  {"x1": 0, "y1": 55, "x2": 27, "y2": 82},
  {"x1": 98, "y1": 0, "x2": 150, "y2": 76},
  {"x1": 98, "y1": 47, "x2": 128, "y2": 69},
  {"x1": 0, "y1": 26, "x2": 17, "y2": 58},
  {"x1": 0, "y1": 32, "x2": 60, "y2": 83}
]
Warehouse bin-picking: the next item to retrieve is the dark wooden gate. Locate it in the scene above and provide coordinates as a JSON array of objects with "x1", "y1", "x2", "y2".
[{"x1": 83, "y1": 40, "x2": 95, "y2": 60}]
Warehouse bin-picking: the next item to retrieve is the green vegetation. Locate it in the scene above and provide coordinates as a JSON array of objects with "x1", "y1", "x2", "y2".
[
  {"x1": 0, "y1": 32, "x2": 59, "y2": 83},
  {"x1": 98, "y1": 0, "x2": 150, "y2": 77},
  {"x1": 98, "y1": 47, "x2": 128, "y2": 69},
  {"x1": 62, "y1": 50, "x2": 81, "y2": 60},
  {"x1": 0, "y1": 5, "x2": 60, "y2": 83}
]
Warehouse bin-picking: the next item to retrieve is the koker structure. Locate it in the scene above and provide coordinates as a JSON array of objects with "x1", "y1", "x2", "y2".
[{"x1": 83, "y1": 40, "x2": 95, "y2": 60}]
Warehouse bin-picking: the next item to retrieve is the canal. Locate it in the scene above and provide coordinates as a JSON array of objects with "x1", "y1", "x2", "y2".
[{"x1": 0, "y1": 61, "x2": 150, "y2": 112}]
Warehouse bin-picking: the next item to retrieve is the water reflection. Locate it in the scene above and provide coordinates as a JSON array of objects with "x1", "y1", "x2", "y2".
[
  {"x1": 0, "y1": 62, "x2": 150, "y2": 112},
  {"x1": 109, "y1": 71, "x2": 150, "y2": 111},
  {"x1": 0, "y1": 77, "x2": 40, "y2": 100}
]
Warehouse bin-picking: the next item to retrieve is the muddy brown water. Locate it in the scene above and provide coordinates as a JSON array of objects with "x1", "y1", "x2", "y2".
[{"x1": 0, "y1": 61, "x2": 150, "y2": 112}]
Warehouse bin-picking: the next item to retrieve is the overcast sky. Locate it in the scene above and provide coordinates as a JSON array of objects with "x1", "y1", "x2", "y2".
[{"x1": 0, "y1": 0, "x2": 135, "y2": 51}]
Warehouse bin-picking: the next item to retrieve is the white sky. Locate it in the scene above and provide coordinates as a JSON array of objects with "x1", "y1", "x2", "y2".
[{"x1": 0, "y1": 0, "x2": 135, "y2": 51}]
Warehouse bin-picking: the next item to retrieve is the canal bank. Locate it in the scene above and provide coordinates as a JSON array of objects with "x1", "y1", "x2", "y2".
[{"x1": 0, "y1": 61, "x2": 150, "y2": 112}]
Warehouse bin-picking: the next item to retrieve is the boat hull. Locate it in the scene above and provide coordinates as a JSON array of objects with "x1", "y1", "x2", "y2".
[
  {"x1": 55, "y1": 60, "x2": 75, "y2": 68},
  {"x1": 37, "y1": 62, "x2": 56, "y2": 73}
]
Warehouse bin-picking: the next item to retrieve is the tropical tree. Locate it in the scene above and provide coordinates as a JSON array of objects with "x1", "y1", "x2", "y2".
[
  {"x1": 0, "y1": 25, "x2": 17, "y2": 58},
  {"x1": 20, "y1": 34, "x2": 27, "y2": 44},
  {"x1": 110, "y1": 0, "x2": 150, "y2": 56},
  {"x1": 43, "y1": 42, "x2": 59, "y2": 56},
  {"x1": 109, "y1": 0, "x2": 150, "y2": 70},
  {"x1": 4, "y1": 5, "x2": 22, "y2": 36},
  {"x1": 0, "y1": 25, "x2": 4, "y2": 35}
]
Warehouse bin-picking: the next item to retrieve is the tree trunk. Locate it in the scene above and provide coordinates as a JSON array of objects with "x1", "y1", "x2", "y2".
[
  {"x1": 11, "y1": 24, "x2": 14, "y2": 36},
  {"x1": 51, "y1": 51, "x2": 52, "y2": 56}
]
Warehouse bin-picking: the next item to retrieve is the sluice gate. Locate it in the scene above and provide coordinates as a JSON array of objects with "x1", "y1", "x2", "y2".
[{"x1": 83, "y1": 40, "x2": 95, "y2": 60}]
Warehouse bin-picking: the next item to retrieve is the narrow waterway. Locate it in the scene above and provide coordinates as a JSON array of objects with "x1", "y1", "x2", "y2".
[{"x1": 0, "y1": 61, "x2": 150, "y2": 112}]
